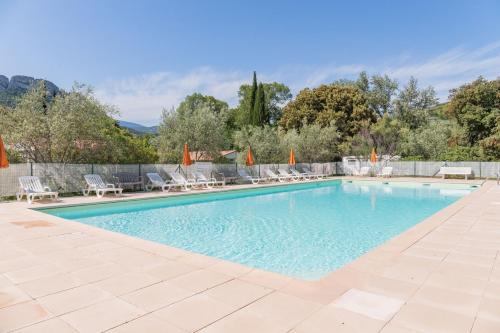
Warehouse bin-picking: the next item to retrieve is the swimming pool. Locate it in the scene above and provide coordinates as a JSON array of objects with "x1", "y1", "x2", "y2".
[{"x1": 40, "y1": 180, "x2": 476, "y2": 280}]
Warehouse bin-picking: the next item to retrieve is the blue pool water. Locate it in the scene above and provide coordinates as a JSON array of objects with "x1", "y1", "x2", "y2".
[{"x1": 40, "y1": 180, "x2": 475, "y2": 280}]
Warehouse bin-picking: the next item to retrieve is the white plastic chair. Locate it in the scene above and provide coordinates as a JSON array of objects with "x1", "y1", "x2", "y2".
[
  {"x1": 146, "y1": 173, "x2": 174, "y2": 192},
  {"x1": 83, "y1": 174, "x2": 123, "y2": 198},
  {"x1": 17, "y1": 176, "x2": 59, "y2": 204}
]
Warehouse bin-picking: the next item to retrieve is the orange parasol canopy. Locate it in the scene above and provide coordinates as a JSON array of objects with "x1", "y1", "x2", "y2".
[
  {"x1": 0, "y1": 136, "x2": 9, "y2": 169},
  {"x1": 288, "y1": 148, "x2": 296, "y2": 166},
  {"x1": 370, "y1": 147, "x2": 377, "y2": 164},
  {"x1": 245, "y1": 146, "x2": 255, "y2": 166},
  {"x1": 182, "y1": 143, "x2": 192, "y2": 166}
]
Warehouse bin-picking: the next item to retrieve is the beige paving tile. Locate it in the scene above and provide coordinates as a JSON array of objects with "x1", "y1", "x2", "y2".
[
  {"x1": 146, "y1": 260, "x2": 198, "y2": 281},
  {"x1": 120, "y1": 281, "x2": 193, "y2": 311},
  {"x1": 410, "y1": 285, "x2": 482, "y2": 316},
  {"x1": 379, "y1": 322, "x2": 420, "y2": 332},
  {"x1": 391, "y1": 302, "x2": 475, "y2": 333},
  {"x1": 425, "y1": 271, "x2": 487, "y2": 295},
  {"x1": 203, "y1": 279, "x2": 272, "y2": 308},
  {"x1": 169, "y1": 269, "x2": 233, "y2": 293},
  {"x1": 207, "y1": 260, "x2": 253, "y2": 277},
  {"x1": 239, "y1": 269, "x2": 292, "y2": 290},
  {"x1": 37, "y1": 284, "x2": 113, "y2": 315},
  {"x1": 0, "y1": 285, "x2": 31, "y2": 309},
  {"x1": 70, "y1": 262, "x2": 125, "y2": 283},
  {"x1": 291, "y1": 306, "x2": 385, "y2": 333},
  {"x1": 108, "y1": 314, "x2": 187, "y2": 333},
  {"x1": 476, "y1": 298, "x2": 500, "y2": 322},
  {"x1": 11, "y1": 318, "x2": 78, "y2": 333},
  {"x1": 154, "y1": 294, "x2": 237, "y2": 332},
  {"x1": 244, "y1": 291, "x2": 321, "y2": 328},
  {"x1": 60, "y1": 298, "x2": 144, "y2": 333},
  {"x1": 483, "y1": 282, "x2": 500, "y2": 301},
  {"x1": 4, "y1": 263, "x2": 63, "y2": 284},
  {"x1": 199, "y1": 308, "x2": 289, "y2": 333},
  {"x1": 436, "y1": 261, "x2": 492, "y2": 280},
  {"x1": 332, "y1": 289, "x2": 404, "y2": 321},
  {"x1": 93, "y1": 271, "x2": 162, "y2": 296},
  {"x1": 18, "y1": 273, "x2": 83, "y2": 298},
  {"x1": 0, "y1": 301, "x2": 51, "y2": 332},
  {"x1": 472, "y1": 317, "x2": 500, "y2": 333}
]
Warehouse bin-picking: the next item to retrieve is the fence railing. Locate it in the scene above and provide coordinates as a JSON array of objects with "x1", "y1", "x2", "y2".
[{"x1": 1, "y1": 161, "x2": 498, "y2": 197}]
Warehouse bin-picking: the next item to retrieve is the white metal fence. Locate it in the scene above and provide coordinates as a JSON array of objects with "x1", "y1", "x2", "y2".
[{"x1": 1, "y1": 161, "x2": 498, "y2": 197}]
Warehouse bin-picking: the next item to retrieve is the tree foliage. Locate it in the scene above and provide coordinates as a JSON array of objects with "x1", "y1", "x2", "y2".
[
  {"x1": 279, "y1": 83, "x2": 375, "y2": 139},
  {"x1": 157, "y1": 94, "x2": 230, "y2": 163}
]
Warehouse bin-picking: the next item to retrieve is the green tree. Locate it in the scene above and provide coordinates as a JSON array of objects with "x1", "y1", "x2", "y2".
[
  {"x1": 235, "y1": 80, "x2": 291, "y2": 127},
  {"x1": 233, "y1": 125, "x2": 282, "y2": 163},
  {"x1": 0, "y1": 83, "x2": 122, "y2": 163},
  {"x1": 368, "y1": 74, "x2": 399, "y2": 117},
  {"x1": 281, "y1": 123, "x2": 341, "y2": 162},
  {"x1": 157, "y1": 95, "x2": 230, "y2": 163},
  {"x1": 394, "y1": 77, "x2": 438, "y2": 129},
  {"x1": 446, "y1": 77, "x2": 500, "y2": 154},
  {"x1": 279, "y1": 83, "x2": 375, "y2": 140},
  {"x1": 253, "y1": 83, "x2": 267, "y2": 126}
]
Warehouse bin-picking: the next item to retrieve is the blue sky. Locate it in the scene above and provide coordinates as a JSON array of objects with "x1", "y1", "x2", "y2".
[{"x1": 1, "y1": 0, "x2": 499, "y2": 125}]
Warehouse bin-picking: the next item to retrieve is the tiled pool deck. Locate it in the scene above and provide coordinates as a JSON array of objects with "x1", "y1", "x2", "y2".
[{"x1": 0, "y1": 177, "x2": 499, "y2": 333}]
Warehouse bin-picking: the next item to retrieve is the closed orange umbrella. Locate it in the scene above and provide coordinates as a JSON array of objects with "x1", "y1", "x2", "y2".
[
  {"x1": 370, "y1": 147, "x2": 377, "y2": 164},
  {"x1": 245, "y1": 146, "x2": 254, "y2": 166},
  {"x1": 182, "y1": 143, "x2": 192, "y2": 166},
  {"x1": 288, "y1": 148, "x2": 296, "y2": 166},
  {"x1": 0, "y1": 136, "x2": 9, "y2": 169}
]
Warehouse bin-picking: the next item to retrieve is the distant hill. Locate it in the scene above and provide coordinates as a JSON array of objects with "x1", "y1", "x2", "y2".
[
  {"x1": 118, "y1": 120, "x2": 158, "y2": 135},
  {"x1": 0, "y1": 75, "x2": 59, "y2": 107}
]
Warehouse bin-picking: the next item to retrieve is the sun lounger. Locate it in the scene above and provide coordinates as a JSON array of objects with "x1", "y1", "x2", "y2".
[
  {"x1": 278, "y1": 168, "x2": 299, "y2": 181},
  {"x1": 17, "y1": 176, "x2": 59, "y2": 204},
  {"x1": 193, "y1": 171, "x2": 225, "y2": 188},
  {"x1": 291, "y1": 168, "x2": 310, "y2": 180},
  {"x1": 112, "y1": 172, "x2": 144, "y2": 191},
  {"x1": 301, "y1": 165, "x2": 326, "y2": 179},
  {"x1": 145, "y1": 173, "x2": 174, "y2": 192},
  {"x1": 265, "y1": 169, "x2": 287, "y2": 182},
  {"x1": 168, "y1": 172, "x2": 197, "y2": 190},
  {"x1": 437, "y1": 167, "x2": 472, "y2": 180},
  {"x1": 377, "y1": 167, "x2": 393, "y2": 178},
  {"x1": 83, "y1": 174, "x2": 123, "y2": 198},
  {"x1": 237, "y1": 168, "x2": 263, "y2": 184},
  {"x1": 359, "y1": 166, "x2": 371, "y2": 176}
]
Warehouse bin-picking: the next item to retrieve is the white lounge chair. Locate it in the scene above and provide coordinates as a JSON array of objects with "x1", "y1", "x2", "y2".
[
  {"x1": 301, "y1": 165, "x2": 326, "y2": 179},
  {"x1": 83, "y1": 174, "x2": 123, "y2": 198},
  {"x1": 359, "y1": 166, "x2": 371, "y2": 176},
  {"x1": 237, "y1": 169, "x2": 263, "y2": 184},
  {"x1": 145, "y1": 173, "x2": 174, "y2": 192},
  {"x1": 291, "y1": 168, "x2": 310, "y2": 180},
  {"x1": 17, "y1": 176, "x2": 59, "y2": 204},
  {"x1": 278, "y1": 168, "x2": 299, "y2": 181},
  {"x1": 377, "y1": 167, "x2": 393, "y2": 178},
  {"x1": 169, "y1": 172, "x2": 196, "y2": 190},
  {"x1": 192, "y1": 171, "x2": 225, "y2": 188},
  {"x1": 265, "y1": 169, "x2": 287, "y2": 182}
]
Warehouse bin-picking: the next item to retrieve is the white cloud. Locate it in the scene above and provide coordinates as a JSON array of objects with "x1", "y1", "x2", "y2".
[{"x1": 96, "y1": 41, "x2": 500, "y2": 125}]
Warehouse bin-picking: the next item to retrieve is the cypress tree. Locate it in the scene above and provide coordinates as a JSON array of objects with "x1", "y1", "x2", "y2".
[
  {"x1": 249, "y1": 71, "x2": 258, "y2": 125},
  {"x1": 254, "y1": 83, "x2": 266, "y2": 126}
]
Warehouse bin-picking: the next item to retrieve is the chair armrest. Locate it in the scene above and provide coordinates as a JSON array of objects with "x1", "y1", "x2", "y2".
[
  {"x1": 106, "y1": 183, "x2": 116, "y2": 188},
  {"x1": 43, "y1": 186, "x2": 52, "y2": 192}
]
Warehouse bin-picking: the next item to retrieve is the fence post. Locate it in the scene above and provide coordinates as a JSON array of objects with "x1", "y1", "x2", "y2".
[
  {"x1": 479, "y1": 161, "x2": 482, "y2": 179},
  {"x1": 91, "y1": 164, "x2": 94, "y2": 174},
  {"x1": 258, "y1": 164, "x2": 261, "y2": 177},
  {"x1": 30, "y1": 162, "x2": 33, "y2": 176},
  {"x1": 413, "y1": 161, "x2": 416, "y2": 177},
  {"x1": 138, "y1": 164, "x2": 142, "y2": 177}
]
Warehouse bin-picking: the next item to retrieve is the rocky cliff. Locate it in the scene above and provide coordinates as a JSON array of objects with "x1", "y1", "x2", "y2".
[{"x1": 0, "y1": 75, "x2": 59, "y2": 107}]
